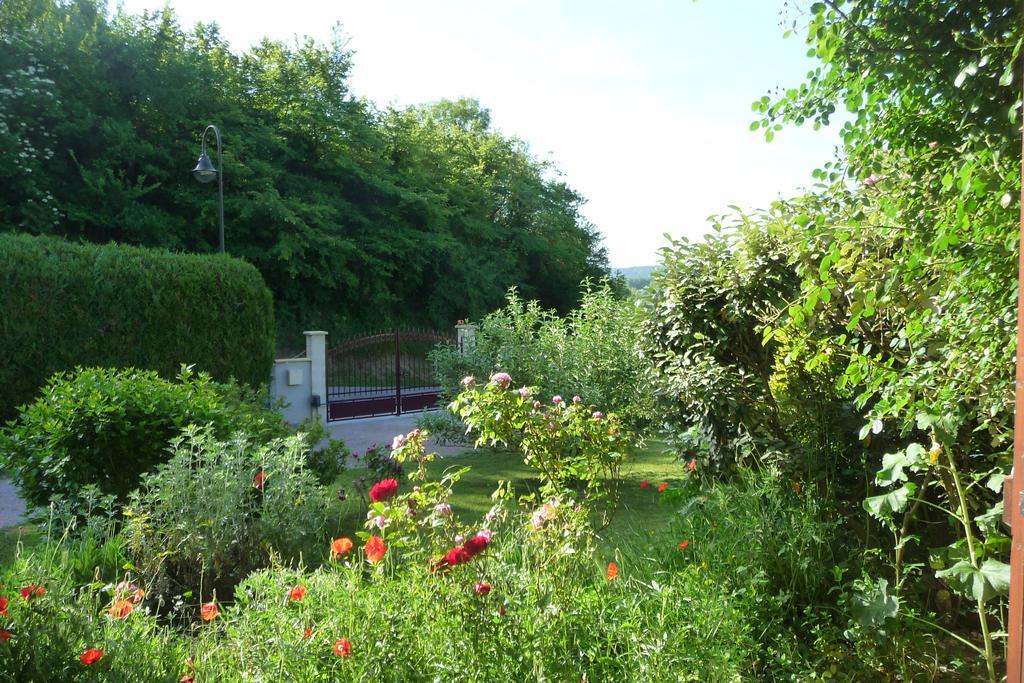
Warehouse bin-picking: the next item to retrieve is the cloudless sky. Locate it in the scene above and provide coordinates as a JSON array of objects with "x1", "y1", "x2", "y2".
[{"x1": 115, "y1": 0, "x2": 840, "y2": 268}]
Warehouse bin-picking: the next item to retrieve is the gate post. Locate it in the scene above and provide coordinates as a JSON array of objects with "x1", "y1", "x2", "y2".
[
  {"x1": 305, "y1": 330, "x2": 328, "y2": 424},
  {"x1": 455, "y1": 321, "x2": 477, "y2": 352}
]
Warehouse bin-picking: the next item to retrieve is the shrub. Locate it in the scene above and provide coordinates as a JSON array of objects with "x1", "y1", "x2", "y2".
[
  {"x1": 431, "y1": 283, "x2": 655, "y2": 427},
  {"x1": 414, "y1": 410, "x2": 471, "y2": 446},
  {"x1": 0, "y1": 366, "x2": 295, "y2": 510},
  {"x1": 450, "y1": 374, "x2": 632, "y2": 524},
  {"x1": 0, "y1": 232, "x2": 275, "y2": 420},
  {"x1": 123, "y1": 427, "x2": 330, "y2": 605}
]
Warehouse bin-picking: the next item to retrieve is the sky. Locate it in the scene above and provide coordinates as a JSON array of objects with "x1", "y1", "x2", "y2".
[{"x1": 115, "y1": 0, "x2": 841, "y2": 268}]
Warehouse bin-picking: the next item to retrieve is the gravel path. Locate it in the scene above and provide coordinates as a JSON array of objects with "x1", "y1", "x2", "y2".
[{"x1": 326, "y1": 412, "x2": 469, "y2": 463}]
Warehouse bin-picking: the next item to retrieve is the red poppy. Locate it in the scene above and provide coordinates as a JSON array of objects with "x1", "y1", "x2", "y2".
[
  {"x1": 80, "y1": 648, "x2": 103, "y2": 665},
  {"x1": 606, "y1": 562, "x2": 619, "y2": 581},
  {"x1": 0, "y1": 630, "x2": 10, "y2": 641},
  {"x1": 657, "y1": 482, "x2": 668, "y2": 493},
  {"x1": 640, "y1": 480, "x2": 649, "y2": 490},
  {"x1": 333, "y1": 637, "x2": 352, "y2": 657},
  {"x1": 365, "y1": 536, "x2": 387, "y2": 564},
  {"x1": 288, "y1": 585, "x2": 306, "y2": 602},
  {"x1": 253, "y1": 471, "x2": 265, "y2": 490},
  {"x1": 677, "y1": 539, "x2": 690, "y2": 551},
  {"x1": 303, "y1": 626, "x2": 313, "y2": 639},
  {"x1": 474, "y1": 582, "x2": 491, "y2": 596},
  {"x1": 19, "y1": 584, "x2": 44, "y2": 600},
  {"x1": 109, "y1": 599, "x2": 135, "y2": 619},
  {"x1": 0, "y1": 596, "x2": 7, "y2": 616},
  {"x1": 201, "y1": 601, "x2": 219, "y2": 621},
  {"x1": 331, "y1": 537, "x2": 354, "y2": 560},
  {"x1": 369, "y1": 478, "x2": 399, "y2": 503}
]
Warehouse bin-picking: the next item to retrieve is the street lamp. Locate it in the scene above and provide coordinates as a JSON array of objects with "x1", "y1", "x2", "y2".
[{"x1": 191, "y1": 124, "x2": 224, "y2": 253}]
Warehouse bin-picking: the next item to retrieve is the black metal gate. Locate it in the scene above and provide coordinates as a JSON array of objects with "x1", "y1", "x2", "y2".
[{"x1": 326, "y1": 329, "x2": 456, "y2": 421}]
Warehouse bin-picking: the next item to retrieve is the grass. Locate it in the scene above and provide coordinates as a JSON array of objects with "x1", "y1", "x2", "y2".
[{"x1": 330, "y1": 440, "x2": 687, "y2": 544}]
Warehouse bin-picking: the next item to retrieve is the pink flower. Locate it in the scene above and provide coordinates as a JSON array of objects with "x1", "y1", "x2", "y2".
[
  {"x1": 928, "y1": 141, "x2": 939, "y2": 149},
  {"x1": 461, "y1": 376, "x2": 476, "y2": 386},
  {"x1": 434, "y1": 502, "x2": 452, "y2": 517},
  {"x1": 687, "y1": 458, "x2": 697, "y2": 471},
  {"x1": 489, "y1": 372, "x2": 512, "y2": 388},
  {"x1": 572, "y1": 395, "x2": 581, "y2": 403},
  {"x1": 864, "y1": 173, "x2": 881, "y2": 187},
  {"x1": 518, "y1": 386, "x2": 531, "y2": 399},
  {"x1": 592, "y1": 411, "x2": 603, "y2": 419},
  {"x1": 371, "y1": 515, "x2": 387, "y2": 530},
  {"x1": 477, "y1": 528, "x2": 493, "y2": 542},
  {"x1": 392, "y1": 434, "x2": 407, "y2": 450},
  {"x1": 533, "y1": 400, "x2": 542, "y2": 409},
  {"x1": 552, "y1": 395, "x2": 563, "y2": 404},
  {"x1": 531, "y1": 500, "x2": 559, "y2": 530}
]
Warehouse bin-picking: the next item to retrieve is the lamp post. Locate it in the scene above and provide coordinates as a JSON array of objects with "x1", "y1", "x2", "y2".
[{"x1": 191, "y1": 124, "x2": 224, "y2": 253}]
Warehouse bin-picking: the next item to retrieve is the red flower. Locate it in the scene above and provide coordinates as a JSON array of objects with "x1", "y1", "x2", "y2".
[
  {"x1": 303, "y1": 626, "x2": 313, "y2": 639},
  {"x1": 180, "y1": 676, "x2": 195, "y2": 683},
  {"x1": 606, "y1": 562, "x2": 619, "y2": 581},
  {"x1": 331, "y1": 537, "x2": 353, "y2": 560},
  {"x1": 365, "y1": 536, "x2": 387, "y2": 564},
  {"x1": 369, "y1": 478, "x2": 399, "y2": 503},
  {"x1": 0, "y1": 596, "x2": 7, "y2": 616},
  {"x1": 253, "y1": 471, "x2": 265, "y2": 490},
  {"x1": 474, "y1": 582, "x2": 491, "y2": 596},
  {"x1": 109, "y1": 599, "x2": 135, "y2": 619},
  {"x1": 657, "y1": 482, "x2": 668, "y2": 493},
  {"x1": 677, "y1": 539, "x2": 690, "y2": 551},
  {"x1": 640, "y1": 480, "x2": 649, "y2": 490},
  {"x1": 462, "y1": 534, "x2": 490, "y2": 558},
  {"x1": 288, "y1": 585, "x2": 306, "y2": 602},
  {"x1": 333, "y1": 637, "x2": 352, "y2": 657},
  {"x1": 686, "y1": 458, "x2": 697, "y2": 471},
  {"x1": 80, "y1": 648, "x2": 103, "y2": 665},
  {"x1": 0, "y1": 630, "x2": 10, "y2": 641},
  {"x1": 19, "y1": 584, "x2": 44, "y2": 600},
  {"x1": 201, "y1": 601, "x2": 219, "y2": 621}
]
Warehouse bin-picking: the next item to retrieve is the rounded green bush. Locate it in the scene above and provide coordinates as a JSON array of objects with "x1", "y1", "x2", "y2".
[{"x1": 0, "y1": 366, "x2": 289, "y2": 509}]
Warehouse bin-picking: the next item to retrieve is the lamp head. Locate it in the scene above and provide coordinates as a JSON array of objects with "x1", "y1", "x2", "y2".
[{"x1": 191, "y1": 152, "x2": 218, "y2": 183}]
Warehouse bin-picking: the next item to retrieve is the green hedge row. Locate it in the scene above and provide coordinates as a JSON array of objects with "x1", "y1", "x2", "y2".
[{"x1": 0, "y1": 232, "x2": 275, "y2": 419}]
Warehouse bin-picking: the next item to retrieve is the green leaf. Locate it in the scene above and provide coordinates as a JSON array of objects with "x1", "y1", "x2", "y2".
[
  {"x1": 875, "y1": 444, "x2": 926, "y2": 487},
  {"x1": 850, "y1": 577, "x2": 900, "y2": 627},
  {"x1": 937, "y1": 559, "x2": 1011, "y2": 603},
  {"x1": 864, "y1": 483, "x2": 915, "y2": 519}
]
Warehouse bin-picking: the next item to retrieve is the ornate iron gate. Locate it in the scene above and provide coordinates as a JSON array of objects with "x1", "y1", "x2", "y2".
[{"x1": 325, "y1": 329, "x2": 456, "y2": 421}]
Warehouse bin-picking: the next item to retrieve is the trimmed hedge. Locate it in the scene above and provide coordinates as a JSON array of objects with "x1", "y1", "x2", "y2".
[{"x1": 0, "y1": 232, "x2": 275, "y2": 419}]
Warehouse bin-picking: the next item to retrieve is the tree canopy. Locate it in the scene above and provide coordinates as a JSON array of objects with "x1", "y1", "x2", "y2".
[{"x1": 0, "y1": 0, "x2": 615, "y2": 345}]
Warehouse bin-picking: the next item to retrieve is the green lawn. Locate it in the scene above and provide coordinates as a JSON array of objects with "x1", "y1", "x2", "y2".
[{"x1": 331, "y1": 441, "x2": 688, "y2": 545}]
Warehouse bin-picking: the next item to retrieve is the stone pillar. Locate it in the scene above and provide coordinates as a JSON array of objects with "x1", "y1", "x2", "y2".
[
  {"x1": 304, "y1": 330, "x2": 328, "y2": 423},
  {"x1": 455, "y1": 322, "x2": 477, "y2": 352}
]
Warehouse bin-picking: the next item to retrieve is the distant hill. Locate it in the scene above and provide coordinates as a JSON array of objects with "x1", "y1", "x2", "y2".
[{"x1": 615, "y1": 266, "x2": 657, "y2": 290}]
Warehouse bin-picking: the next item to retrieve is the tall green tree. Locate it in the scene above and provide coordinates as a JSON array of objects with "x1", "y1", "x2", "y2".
[{"x1": 0, "y1": 0, "x2": 614, "y2": 345}]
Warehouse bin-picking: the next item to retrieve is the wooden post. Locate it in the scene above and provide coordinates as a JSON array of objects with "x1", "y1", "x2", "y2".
[{"x1": 1006, "y1": 62, "x2": 1024, "y2": 678}]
